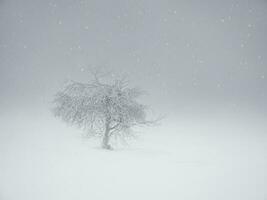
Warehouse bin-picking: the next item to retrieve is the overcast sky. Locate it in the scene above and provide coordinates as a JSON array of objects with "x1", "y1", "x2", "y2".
[{"x1": 0, "y1": 0, "x2": 266, "y2": 115}]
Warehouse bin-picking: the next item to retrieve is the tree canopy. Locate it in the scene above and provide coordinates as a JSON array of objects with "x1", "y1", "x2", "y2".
[{"x1": 53, "y1": 70, "x2": 153, "y2": 149}]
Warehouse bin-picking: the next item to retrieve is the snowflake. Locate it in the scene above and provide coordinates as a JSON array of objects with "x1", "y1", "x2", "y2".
[{"x1": 217, "y1": 83, "x2": 222, "y2": 88}]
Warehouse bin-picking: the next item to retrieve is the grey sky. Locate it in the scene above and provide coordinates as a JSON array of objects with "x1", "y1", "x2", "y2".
[{"x1": 0, "y1": 0, "x2": 266, "y2": 115}]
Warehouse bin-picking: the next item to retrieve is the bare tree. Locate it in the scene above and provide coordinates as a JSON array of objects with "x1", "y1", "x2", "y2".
[{"x1": 52, "y1": 69, "x2": 154, "y2": 149}]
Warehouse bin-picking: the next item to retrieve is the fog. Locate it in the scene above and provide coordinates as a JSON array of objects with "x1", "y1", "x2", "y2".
[{"x1": 0, "y1": 0, "x2": 267, "y2": 199}]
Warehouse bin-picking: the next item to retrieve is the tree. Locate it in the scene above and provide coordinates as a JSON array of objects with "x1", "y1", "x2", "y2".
[{"x1": 52, "y1": 69, "x2": 153, "y2": 149}]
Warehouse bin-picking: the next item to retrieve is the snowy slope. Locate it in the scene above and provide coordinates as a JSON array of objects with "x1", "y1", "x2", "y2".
[{"x1": 0, "y1": 109, "x2": 266, "y2": 200}]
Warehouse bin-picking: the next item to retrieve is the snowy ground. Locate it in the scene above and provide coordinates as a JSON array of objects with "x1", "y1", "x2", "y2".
[{"x1": 0, "y1": 109, "x2": 266, "y2": 200}]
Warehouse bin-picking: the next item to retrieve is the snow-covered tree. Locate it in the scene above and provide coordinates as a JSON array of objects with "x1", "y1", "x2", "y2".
[{"x1": 52, "y1": 69, "x2": 153, "y2": 149}]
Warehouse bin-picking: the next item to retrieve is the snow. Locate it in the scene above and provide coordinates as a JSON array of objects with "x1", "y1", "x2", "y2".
[{"x1": 0, "y1": 109, "x2": 266, "y2": 200}]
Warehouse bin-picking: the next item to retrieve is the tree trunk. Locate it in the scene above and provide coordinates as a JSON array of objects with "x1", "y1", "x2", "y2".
[
  {"x1": 102, "y1": 100, "x2": 112, "y2": 150},
  {"x1": 102, "y1": 120, "x2": 112, "y2": 150}
]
